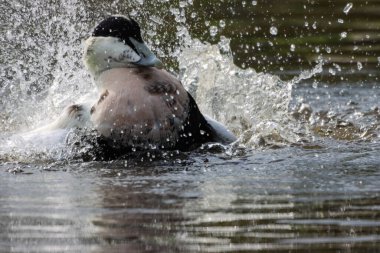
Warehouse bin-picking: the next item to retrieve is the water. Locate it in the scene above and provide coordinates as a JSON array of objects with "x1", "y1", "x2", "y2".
[{"x1": 1, "y1": 0, "x2": 379, "y2": 252}]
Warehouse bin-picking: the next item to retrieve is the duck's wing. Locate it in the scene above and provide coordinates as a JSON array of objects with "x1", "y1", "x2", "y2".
[
  {"x1": 31, "y1": 102, "x2": 93, "y2": 133},
  {"x1": 18, "y1": 102, "x2": 93, "y2": 151},
  {"x1": 203, "y1": 115, "x2": 237, "y2": 144},
  {"x1": 175, "y1": 92, "x2": 236, "y2": 150}
]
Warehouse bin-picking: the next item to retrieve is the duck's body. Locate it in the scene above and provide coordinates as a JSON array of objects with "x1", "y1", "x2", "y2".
[
  {"x1": 91, "y1": 67, "x2": 188, "y2": 143},
  {"x1": 32, "y1": 15, "x2": 236, "y2": 157},
  {"x1": 90, "y1": 66, "x2": 216, "y2": 150}
]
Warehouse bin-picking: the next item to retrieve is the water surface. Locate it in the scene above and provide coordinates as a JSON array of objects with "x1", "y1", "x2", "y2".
[{"x1": 1, "y1": 0, "x2": 379, "y2": 252}]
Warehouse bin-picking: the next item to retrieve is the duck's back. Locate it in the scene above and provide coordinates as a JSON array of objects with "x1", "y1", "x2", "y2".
[{"x1": 90, "y1": 67, "x2": 198, "y2": 149}]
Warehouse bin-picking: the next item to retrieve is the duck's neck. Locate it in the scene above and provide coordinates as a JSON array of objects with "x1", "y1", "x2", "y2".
[{"x1": 83, "y1": 36, "x2": 141, "y2": 79}]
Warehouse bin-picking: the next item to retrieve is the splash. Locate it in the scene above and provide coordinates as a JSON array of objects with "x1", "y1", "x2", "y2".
[
  {"x1": 0, "y1": 0, "x2": 326, "y2": 162},
  {"x1": 0, "y1": 0, "x2": 92, "y2": 133},
  {"x1": 178, "y1": 36, "x2": 323, "y2": 147},
  {"x1": 0, "y1": 0, "x2": 93, "y2": 162},
  {"x1": 0, "y1": 130, "x2": 69, "y2": 163}
]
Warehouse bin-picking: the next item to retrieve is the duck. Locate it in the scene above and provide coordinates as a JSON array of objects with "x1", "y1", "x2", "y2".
[{"x1": 34, "y1": 15, "x2": 236, "y2": 157}]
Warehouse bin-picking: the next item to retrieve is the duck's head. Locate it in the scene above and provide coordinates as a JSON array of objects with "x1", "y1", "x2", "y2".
[{"x1": 83, "y1": 15, "x2": 163, "y2": 78}]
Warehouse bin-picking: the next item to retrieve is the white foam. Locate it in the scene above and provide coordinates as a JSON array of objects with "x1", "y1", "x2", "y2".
[{"x1": 178, "y1": 36, "x2": 323, "y2": 147}]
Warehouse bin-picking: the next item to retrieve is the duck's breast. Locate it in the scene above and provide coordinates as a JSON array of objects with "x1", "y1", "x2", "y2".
[{"x1": 90, "y1": 67, "x2": 189, "y2": 147}]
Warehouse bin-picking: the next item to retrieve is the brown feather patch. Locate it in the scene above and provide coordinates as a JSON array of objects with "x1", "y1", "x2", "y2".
[
  {"x1": 67, "y1": 104, "x2": 82, "y2": 114},
  {"x1": 97, "y1": 89, "x2": 109, "y2": 105},
  {"x1": 145, "y1": 80, "x2": 175, "y2": 94}
]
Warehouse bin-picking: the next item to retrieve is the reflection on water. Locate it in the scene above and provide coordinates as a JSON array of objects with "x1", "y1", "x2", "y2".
[{"x1": 1, "y1": 140, "x2": 379, "y2": 252}]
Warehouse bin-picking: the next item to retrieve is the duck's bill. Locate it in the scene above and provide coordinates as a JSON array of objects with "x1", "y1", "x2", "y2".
[
  {"x1": 130, "y1": 38, "x2": 163, "y2": 68},
  {"x1": 136, "y1": 53, "x2": 163, "y2": 68}
]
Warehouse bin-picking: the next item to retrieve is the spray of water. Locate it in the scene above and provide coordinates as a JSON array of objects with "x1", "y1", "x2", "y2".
[
  {"x1": 1, "y1": 0, "x2": 92, "y2": 133},
  {"x1": 179, "y1": 36, "x2": 323, "y2": 147},
  {"x1": 0, "y1": 0, "x2": 325, "y2": 162}
]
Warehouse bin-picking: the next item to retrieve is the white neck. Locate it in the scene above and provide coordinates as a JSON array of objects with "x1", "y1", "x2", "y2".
[{"x1": 83, "y1": 37, "x2": 141, "y2": 79}]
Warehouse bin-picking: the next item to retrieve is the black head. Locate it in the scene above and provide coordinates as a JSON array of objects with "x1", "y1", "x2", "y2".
[
  {"x1": 92, "y1": 16, "x2": 144, "y2": 51},
  {"x1": 85, "y1": 15, "x2": 163, "y2": 70}
]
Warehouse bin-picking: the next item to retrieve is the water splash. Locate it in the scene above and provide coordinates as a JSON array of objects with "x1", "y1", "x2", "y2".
[
  {"x1": 0, "y1": 0, "x2": 92, "y2": 133},
  {"x1": 0, "y1": 0, "x2": 327, "y2": 162},
  {"x1": 0, "y1": 130, "x2": 69, "y2": 163},
  {"x1": 0, "y1": 0, "x2": 94, "y2": 161},
  {"x1": 179, "y1": 36, "x2": 323, "y2": 147}
]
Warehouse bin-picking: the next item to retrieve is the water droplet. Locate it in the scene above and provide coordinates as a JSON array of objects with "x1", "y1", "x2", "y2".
[
  {"x1": 252, "y1": 0, "x2": 257, "y2": 5},
  {"x1": 333, "y1": 63, "x2": 342, "y2": 72},
  {"x1": 328, "y1": 68, "x2": 336, "y2": 76},
  {"x1": 312, "y1": 22, "x2": 317, "y2": 29},
  {"x1": 290, "y1": 44, "x2": 295, "y2": 52},
  {"x1": 200, "y1": 130, "x2": 205, "y2": 135},
  {"x1": 219, "y1": 20, "x2": 226, "y2": 28},
  {"x1": 325, "y1": 47, "x2": 331, "y2": 53},
  {"x1": 340, "y1": 32, "x2": 347, "y2": 38},
  {"x1": 357, "y1": 61, "x2": 362, "y2": 71},
  {"x1": 179, "y1": 1, "x2": 187, "y2": 8},
  {"x1": 209, "y1": 26, "x2": 218, "y2": 37},
  {"x1": 269, "y1": 26, "x2": 278, "y2": 35},
  {"x1": 338, "y1": 19, "x2": 344, "y2": 24},
  {"x1": 343, "y1": 3, "x2": 353, "y2": 14}
]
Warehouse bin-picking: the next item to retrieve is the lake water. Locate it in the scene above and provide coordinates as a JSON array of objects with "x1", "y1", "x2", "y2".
[{"x1": 1, "y1": 0, "x2": 379, "y2": 252}]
